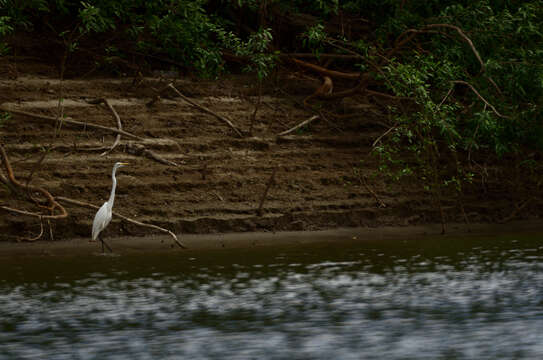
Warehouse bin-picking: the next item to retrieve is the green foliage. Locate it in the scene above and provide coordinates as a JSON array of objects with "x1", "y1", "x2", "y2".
[{"x1": 1, "y1": 0, "x2": 541, "y2": 161}]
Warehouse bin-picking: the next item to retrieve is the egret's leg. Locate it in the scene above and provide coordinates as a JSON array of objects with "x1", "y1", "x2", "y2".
[{"x1": 99, "y1": 234, "x2": 113, "y2": 253}]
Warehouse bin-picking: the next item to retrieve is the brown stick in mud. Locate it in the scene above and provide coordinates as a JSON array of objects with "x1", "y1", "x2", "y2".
[
  {"x1": 0, "y1": 106, "x2": 144, "y2": 140},
  {"x1": 257, "y1": 168, "x2": 277, "y2": 216},
  {"x1": 85, "y1": 98, "x2": 123, "y2": 156},
  {"x1": 56, "y1": 196, "x2": 186, "y2": 249}
]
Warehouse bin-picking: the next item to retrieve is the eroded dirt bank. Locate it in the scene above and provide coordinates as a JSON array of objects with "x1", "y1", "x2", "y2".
[{"x1": 1, "y1": 67, "x2": 542, "y2": 244}]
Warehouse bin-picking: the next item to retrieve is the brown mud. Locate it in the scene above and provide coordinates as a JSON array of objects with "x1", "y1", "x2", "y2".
[{"x1": 1, "y1": 60, "x2": 542, "y2": 246}]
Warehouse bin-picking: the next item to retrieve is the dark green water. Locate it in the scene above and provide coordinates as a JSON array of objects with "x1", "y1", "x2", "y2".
[{"x1": 1, "y1": 234, "x2": 543, "y2": 359}]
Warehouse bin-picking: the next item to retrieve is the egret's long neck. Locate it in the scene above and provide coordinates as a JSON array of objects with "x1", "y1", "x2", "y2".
[{"x1": 108, "y1": 166, "x2": 118, "y2": 210}]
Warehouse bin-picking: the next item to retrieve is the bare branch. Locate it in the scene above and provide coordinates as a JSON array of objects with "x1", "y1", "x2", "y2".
[
  {"x1": 451, "y1": 80, "x2": 509, "y2": 118},
  {"x1": 57, "y1": 196, "x2": 186, "y2": 249}
]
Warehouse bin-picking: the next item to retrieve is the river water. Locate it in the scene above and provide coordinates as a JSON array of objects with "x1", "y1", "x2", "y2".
[{"x1": 1, "y1": 233, "x2": 542, "y2": 359}]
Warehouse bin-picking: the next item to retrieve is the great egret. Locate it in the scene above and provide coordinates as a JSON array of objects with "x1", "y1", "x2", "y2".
[{"x1": 92, "y1": 162, "x2": 128, "y2": 252}]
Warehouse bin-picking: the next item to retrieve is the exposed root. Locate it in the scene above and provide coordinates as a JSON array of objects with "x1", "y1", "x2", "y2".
[{"x1": 0, "y1": 144, "x2": 67, "y2": 220}]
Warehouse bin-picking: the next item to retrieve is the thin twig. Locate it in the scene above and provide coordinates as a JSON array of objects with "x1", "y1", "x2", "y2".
[
  {"x1": 372, "y1": 124, "x2": 397, "y2": 148},
  {"x1": 56, "y1": 196, "x2": 186, "y2": 248},
  {"x1": 257, "y1": 168, "x2": 277, "y2": 216}
]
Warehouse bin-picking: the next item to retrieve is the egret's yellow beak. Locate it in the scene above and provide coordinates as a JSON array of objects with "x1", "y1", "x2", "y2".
[{"x1": 119, "y1": 162, "x2": 129, "y2": 166}]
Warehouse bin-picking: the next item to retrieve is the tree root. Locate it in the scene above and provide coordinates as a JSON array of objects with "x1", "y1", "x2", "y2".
[{"x1": 0, "y1": 143, "x2": 67, "y2": 220}]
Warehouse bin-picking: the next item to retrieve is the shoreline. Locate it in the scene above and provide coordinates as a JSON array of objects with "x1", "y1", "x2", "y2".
[{"x1": 1, "y1": 220, "x2": 541, "y2": 257}]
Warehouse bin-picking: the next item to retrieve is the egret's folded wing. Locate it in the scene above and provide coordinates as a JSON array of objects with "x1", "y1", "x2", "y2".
[{"x1": 92, "y1": 202, "x2": 110, "y2": 240}]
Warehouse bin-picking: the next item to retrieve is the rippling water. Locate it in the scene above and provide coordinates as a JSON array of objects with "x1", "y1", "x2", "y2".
[{"x1": 1, "y1": 234, "x2": 543, "y2": 359}]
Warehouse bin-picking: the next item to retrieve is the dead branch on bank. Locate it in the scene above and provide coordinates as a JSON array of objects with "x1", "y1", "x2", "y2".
[
  {"x1": 147, "y1": 83, "x2": 244, "y2": 137},
  {"x1": 85, "y1": 98, "x2": 123, "y2": 155},
  {"x1": 125, "y1": 142, "x2": 179, "y2": 167},
  {"x1": 0, "y1": 106, "x2": 144, "y2": 140},
  {"x1": 56, "y1": 196, "x2": 186, "y2": 249},
  {"x1": 277, "y1": 115, "x2": 320, "y2": 136}
]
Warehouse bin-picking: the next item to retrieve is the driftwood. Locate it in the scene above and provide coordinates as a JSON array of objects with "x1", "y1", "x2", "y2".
[
  {"x1": 85, "y1": 98, "x2": 123, "y2": 156},
  {"x1": 147, "y1": 83, "x2": 244, "y2": 137},
  {"x1": 56, "y1": 196, "x2": 186, "y2": 249},
  {"x1": 0, "y1": 106, "x2": 144, "y2": 140},
  {"x1": 278, "y1": 115, "x2": 320, "y2": 136}
]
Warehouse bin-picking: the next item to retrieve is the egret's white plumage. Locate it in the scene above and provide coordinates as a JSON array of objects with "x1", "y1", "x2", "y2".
[{"x1": 92, "y1": 162, "x2": 128, "y2": 251}]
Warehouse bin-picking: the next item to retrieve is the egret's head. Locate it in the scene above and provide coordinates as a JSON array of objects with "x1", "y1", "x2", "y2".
[{"x1": 114, "y1": 162, "x2": 129, "y2": 170}]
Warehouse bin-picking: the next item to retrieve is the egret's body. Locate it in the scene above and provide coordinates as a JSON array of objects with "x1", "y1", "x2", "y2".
[{"x1": 92, "y1": 162, "x2": 128, "y2": 252}]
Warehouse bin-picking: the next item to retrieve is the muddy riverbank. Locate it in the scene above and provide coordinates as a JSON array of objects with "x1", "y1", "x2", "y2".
[{"x1": 1, "y1": 63, "x2": 542, "y2": 244}]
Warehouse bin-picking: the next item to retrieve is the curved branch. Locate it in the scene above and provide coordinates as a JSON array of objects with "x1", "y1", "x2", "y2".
[
  {"x1": 390, "y1": 23, "x2": 485, "y2": 74},
  {"x1": 0, "y1": 144, "x2": 67, "y2": 219},
  {"x1": 86, "y1": 98, "x2": 123, "y2": 156}
]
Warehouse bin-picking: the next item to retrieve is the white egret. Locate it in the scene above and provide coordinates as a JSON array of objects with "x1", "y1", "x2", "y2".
[{"x1": 92, "y1": 162, "x2": 128, "y2": 252}]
